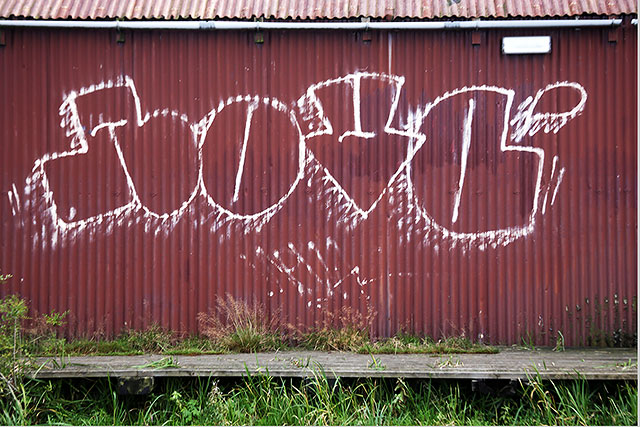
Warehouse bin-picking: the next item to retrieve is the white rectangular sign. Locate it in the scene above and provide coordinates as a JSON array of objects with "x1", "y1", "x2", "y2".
[{"x1": 502, "y1": 36, "x2": 551, "y2": 54}]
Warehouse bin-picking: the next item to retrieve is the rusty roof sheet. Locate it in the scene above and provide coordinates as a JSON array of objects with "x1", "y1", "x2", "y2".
[{"x1": 0, "y1": 0, "x2": 636, "y2": 20}]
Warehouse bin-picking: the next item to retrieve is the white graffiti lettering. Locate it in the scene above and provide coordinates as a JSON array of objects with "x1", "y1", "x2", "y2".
[
  {"x1": 510, "y1": 81, "x2": 587, "y2": 143},
  {"x1": 13, "y1": 72, "x2": 587, "y2": 250}
]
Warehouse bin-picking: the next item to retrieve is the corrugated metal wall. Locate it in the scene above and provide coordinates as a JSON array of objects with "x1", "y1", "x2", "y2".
[{"x1": 0, "y1": 24, "x2": 636, "y2": 345}]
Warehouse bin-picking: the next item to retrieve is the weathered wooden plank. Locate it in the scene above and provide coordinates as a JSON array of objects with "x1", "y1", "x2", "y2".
[{"x1": 30, "y1": 348, "x2": 638, "y2": 381}]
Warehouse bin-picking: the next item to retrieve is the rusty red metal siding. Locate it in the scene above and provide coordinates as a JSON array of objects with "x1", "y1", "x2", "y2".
[
  {"x1": 0, "y1": 24, "x2": 636, "y2": 345},
  {"x1": 0, "y1": 0, "x2": 636, "y2": 20}
]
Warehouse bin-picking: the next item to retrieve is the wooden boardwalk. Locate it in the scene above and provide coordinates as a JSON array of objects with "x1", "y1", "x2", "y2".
[{"x1": 31, "y1": 347, "x2": 637, "y2": 381}]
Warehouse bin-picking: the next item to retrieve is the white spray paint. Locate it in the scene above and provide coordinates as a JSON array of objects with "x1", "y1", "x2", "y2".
[
  {"x1": 258, "y1": 239, "x2": 373, "y2": 308},
  {"x1": 551, "y1": 167, "x2": 566, "y2": 207},
  {"x1": 337, "y1": 76, "x2": 376, "y2": 143},
  {"x1": 402, "y1": 86, "x2": 534, "y2": 248},
  {"x1": 21, "y1": 75, "x2": 202, "y2": 247},
  {"x1": 21, "y1": 77, "x2": 312, "y2": 246},
  {"x1": 232, "y1": 100, "x2": 259, "y2": 204},
  {"x1": 510, "y1": 81, "x2": 587, "y2": 143},
  {"x1": 15, "y1": 72, "x2": 585, "y2": 260},
  {"x1": 7, "y1": 183, "x2": 20, "y2": 216},
  {"x1": 541, "y1": 156, "x2": 556, "y2": 215},
  {"x1": 197, "y1": 95, "x2": 306, "y2": 230},
  {"x1": 399, "y1": 82, "x2": 584, "y2": 249},
  {"x1": 537, "y1": 155, "x2": 567, "y2": 215},
  {"x1": 451, "y1": 98, "x2": 475, "y2": 224},
  {"x1": 297, "y1": 71, "x2": 426, "y2": 223}
]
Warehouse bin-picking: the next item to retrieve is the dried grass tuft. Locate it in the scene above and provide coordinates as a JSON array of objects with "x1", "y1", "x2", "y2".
[
  {"x1": 297, "y1": 305, "x2": 377, "y2": 352},
  {"x1": 197, "y1": 294, "x2": 285, "y2": 352}
]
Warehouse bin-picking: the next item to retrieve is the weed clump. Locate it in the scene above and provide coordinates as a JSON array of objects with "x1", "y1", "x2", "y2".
[
  {"x1": 118, "y1": 324, "x2": 177, "y2": 353},
  {"x1": 195, "y1": 297, "x2": 495, "y2": 355},
  {"x1": 297, "y1": 305, "x2": 376, "y2": 352},
  {"x1": 0, "y1": 291, "x2": 28, "y2": 394},
  {"x1": 197, "y1": 294, "x2": 286, "y2": 352},
  {"x1": 0, "y1": 273, "x2": 68, "y2": 398}
]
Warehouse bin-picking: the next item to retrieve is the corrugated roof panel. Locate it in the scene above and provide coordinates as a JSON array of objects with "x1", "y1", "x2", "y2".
[{"x1": 0, "y1": 0, "x2": 636, "y2": 20}]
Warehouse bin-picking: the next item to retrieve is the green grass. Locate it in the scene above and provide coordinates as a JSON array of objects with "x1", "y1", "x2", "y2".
[
  {"x1": 359, "y1": 334, "x2": 499, "y2": 355},
  {"x1": 27, "y1": 328, "x2": 498, "y2": 357},
  {"x1": 22, "y1": 301, "x2": 498, "y2": 356},
  {"x1": 0, "y1": 291, "x2": 633, "y2": 425},
  {"x1": 1, "y1": 373, "x2": 636, "y2": 425},
  {"x1": 133, "y1": 356, "x2": 181, "y2": 370}
]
